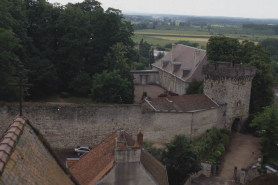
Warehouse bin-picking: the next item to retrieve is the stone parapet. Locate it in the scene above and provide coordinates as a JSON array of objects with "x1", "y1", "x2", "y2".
[{"x1": 202, "y1": 63, "x2": 256, "y2": 80}]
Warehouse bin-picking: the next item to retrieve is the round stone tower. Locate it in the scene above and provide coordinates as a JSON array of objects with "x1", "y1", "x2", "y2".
[{"x1": 202, "y1": 62, "x2": 256, "y2": 131}]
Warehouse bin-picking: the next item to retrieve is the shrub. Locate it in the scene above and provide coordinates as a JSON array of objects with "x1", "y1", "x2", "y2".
[
  {"x1": 60, "y1": 92, "x2": 69, "y2": 98},
  {"x1": 207, "y1": 158, "x2": 215, "y2": 163},
  {"x1": 211, "y1": 150, "x2": 221, "y2": 159},
  {"x1": 220, "y1": 134, "x2": 230, "y2": 147}
]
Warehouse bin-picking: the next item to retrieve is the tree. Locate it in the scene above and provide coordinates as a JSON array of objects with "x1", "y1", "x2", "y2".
[
  {"x1": 149, "y1": 48, "x2": 155, "y2": 65},
  {"x1": 162, "y1": 135, "x2": 202, "y2": 185},
  {"x1": 207, "y1": 36, "x2": 275, "y2": 114},
  {"x1": 186, "y1": 79, "x2": 203, "y2": 94},
  {"x1": 156, "y1": 52, "x2": 165, "y2": 59},
  {"x1": 208, "y1": 24, "x2": 212, "y2": 32},
  {"x1": 250, "y1": 104, "x2": 278, "y2": 164},
  {"x1": 91, "y1": 70, "x2": 133, "y2": 104}
]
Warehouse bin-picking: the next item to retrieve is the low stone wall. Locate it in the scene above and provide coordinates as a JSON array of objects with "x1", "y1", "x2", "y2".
[
  {"x1": 0, "y1": 103, "x2": 223, "y2": 149},
  {"x1": 240, "y1": 156, "x2": 262, "y2": 184}
]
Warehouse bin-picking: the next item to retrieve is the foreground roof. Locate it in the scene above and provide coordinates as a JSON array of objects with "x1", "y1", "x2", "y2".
[
  {"x1": 70, "y1": 131, "x2": 117, "y2": 185},
  {"x1": 70, "y1": 132, "x2": 168, "y2": 185},
  {"x1": 152, "y1": 44, "x2": 207, "y2": 81},
  {"x1": 145, "y1": 94, "x2": 219, "y2": 112},
  {"x1": 0, "y1": 117, "x2": 76, "y2": 185}
]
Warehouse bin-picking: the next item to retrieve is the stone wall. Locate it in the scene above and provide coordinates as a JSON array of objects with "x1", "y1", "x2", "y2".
[
  {"x1": 131, "y1": 70, "x2": 159, "y2": 85},
  {"x1": 203, "y1": 63, "x2": 256, "y2": 129},
  {"x1": 0, "y1": 104, "x2": 223, "y2": 149},
  {"x1": 153, "y1": 66, "x2": 188, "y2": 95}
]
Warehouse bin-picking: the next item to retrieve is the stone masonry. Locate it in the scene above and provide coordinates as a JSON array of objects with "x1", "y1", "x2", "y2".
[{"x1": 203, "y1": 62, "x2": 256, "y2": 130}]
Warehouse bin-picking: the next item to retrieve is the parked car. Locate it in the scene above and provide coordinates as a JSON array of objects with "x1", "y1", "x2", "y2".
[
  {"x1": 74, "y1": 146, "x2": 91, "y2": 155},
  {"x1": 254, "y1": 130, "x2": 265, "y2": 137}
]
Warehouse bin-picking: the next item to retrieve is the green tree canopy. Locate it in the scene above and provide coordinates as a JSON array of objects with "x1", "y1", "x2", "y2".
[
  {"x1": 207, "y1": 36, "x2": 275, "y2": 114},
  {"x1": 91, "y1": 70, "x2": 133, "y2": 104},
  {"x1": 162, "y1": 135, "x2": 202, "y2": 185},
  {"x1": 250, "y1": 104, "x2": 278, "y2": 164}
]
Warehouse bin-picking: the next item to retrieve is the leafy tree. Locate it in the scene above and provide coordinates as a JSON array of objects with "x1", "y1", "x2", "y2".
[
  {"x1": 250, "y1": 104, "x2": 278, "y2": 164},
  {"x1": 176, "y1": 40, "x2": 199, "y2": 48},
  {"x1": 162, "y1": 135, "x2": 202, "y2": 185},
  {"x1": 156, "y1": 52, "x2": 165, "y2": 59},
  {"x1": 186, "y1": 79, "x2": 204, "y2": 94},
  {"x1": 149, "y1": 48, "x2": 155, "y2": 65},
  {"x1": 133, "y1": 62, "x2": 145, "y2": 70},
  {"x1": 69, "y1": 72, "x2": 92, "y2": 96},
  {"x1": 207, "y1": 36, "x2": 275, "y2": 114},
  {"x1": 91, "y1": 70, "x2": 133, "y2": 104},
  {"x1": 208, "y1": 24, "x2": 212, "y2": 32}
]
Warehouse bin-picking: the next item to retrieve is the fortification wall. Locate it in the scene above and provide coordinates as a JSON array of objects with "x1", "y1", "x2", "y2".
[
  {"x1": 0, "y1": 104, "x2": 222, "y2": 149},
  {"x1": 203, "y1": 63, "x2": 256, "y2": 129}
]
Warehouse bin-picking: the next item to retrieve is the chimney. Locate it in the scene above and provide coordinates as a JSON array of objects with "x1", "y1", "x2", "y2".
[
  {"x1": 194, "y1": 50, "x2": 200, "y2": 66},
  {"x1": 171, "y1": 44, "x2": 176, "y2": 62},
  {"x1": 137, "y1": 129, "x2": 143, "y2": 146}
]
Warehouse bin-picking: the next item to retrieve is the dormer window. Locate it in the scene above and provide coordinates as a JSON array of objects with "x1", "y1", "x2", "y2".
[
  {"x1": 161, "y1": 59, "x2": 170, "y2": 68},
  {"x1": 181, "y1": 67, "x2": 191, "y2": 77},
  {"x1": 171, "y1": 61, "x2": 181, "y2": 72}
]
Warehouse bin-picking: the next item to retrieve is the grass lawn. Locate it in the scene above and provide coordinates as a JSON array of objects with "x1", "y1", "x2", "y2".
[
  {"x1": 63, "y1": 96, "x2": 92, "y2": 104},
  {"x1": 28, "y1": 95, "x2": 59, "y2": 103}
]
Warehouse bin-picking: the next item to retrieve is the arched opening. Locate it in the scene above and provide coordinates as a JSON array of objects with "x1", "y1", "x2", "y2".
[{"x1": 231, "y1": 118, "x2": 241, "y2": 132}]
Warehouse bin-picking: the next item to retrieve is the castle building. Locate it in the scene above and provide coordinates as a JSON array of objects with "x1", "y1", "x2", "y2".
[
  {"x1": 143, "y1": 62, "x2": 256, "y2": 131},
  {"x1": 132, "y1": 44, "x2": 208, "y2": 95}
]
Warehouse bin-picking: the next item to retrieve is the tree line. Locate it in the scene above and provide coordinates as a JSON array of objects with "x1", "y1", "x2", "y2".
[{"x1": 0, "y1": 0, "x2": 135, "y2": 103}]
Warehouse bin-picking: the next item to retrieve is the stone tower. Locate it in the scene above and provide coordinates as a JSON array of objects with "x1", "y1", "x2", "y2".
[{"x1": 202, "y1": 62, "x2": 256, "y2": 131}]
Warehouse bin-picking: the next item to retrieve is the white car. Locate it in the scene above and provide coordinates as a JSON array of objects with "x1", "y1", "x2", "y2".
[{"x1": 74, "y1": 146, "x2": 91, "y2": 155}]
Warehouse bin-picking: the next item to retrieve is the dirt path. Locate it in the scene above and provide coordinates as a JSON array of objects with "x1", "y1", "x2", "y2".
[{"x1": 218, "y1": 133, "x2": 261, "y2": 180}]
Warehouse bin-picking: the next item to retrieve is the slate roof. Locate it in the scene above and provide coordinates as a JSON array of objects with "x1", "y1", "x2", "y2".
[
  {"x1": 146, "y1": 94, "x2": 219, "y2": 112},
  {"x1": 152, "y1": 44, "x2": 207, "y2": 81},
  {"x1": 70, "y1": 131, "x2": 168, "y2": 185},
  {"x1": 0, "y1": 117, "x2": 77, "y2": 185}
]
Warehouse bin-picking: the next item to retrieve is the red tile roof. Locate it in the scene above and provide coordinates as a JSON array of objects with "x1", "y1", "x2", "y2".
[
  {"x1": 152, "y1": 44, "x2": 207, "y2": 81},
  {"x1": 69, "y1": 131, "x2": 117, "y2": 185},
  {"x1": 147, "y1": 94, "x2": 218, "y2": 112},
  {"x1": 71, "y1": 131, "x2": 168, "y2": 185}
]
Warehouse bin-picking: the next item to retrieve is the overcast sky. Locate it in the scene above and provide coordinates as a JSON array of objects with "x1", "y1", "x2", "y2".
[{"x1": 47, "y1": 0, "x2": 278, "y2": 19}]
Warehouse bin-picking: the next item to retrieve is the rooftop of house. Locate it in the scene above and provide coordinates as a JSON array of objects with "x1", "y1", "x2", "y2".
[
  {"x1": 69, "y1": 131, "x2": 168, "y2": 185},
  {"x1": 145, "y1": 93, "x2": 219, "y2": 112},
  {"x1": 152, "y1": 44, "x2": 207, "y2": 82},
  {"x1": 0, "y1": 117, "x2": 77, "y2": 185}
]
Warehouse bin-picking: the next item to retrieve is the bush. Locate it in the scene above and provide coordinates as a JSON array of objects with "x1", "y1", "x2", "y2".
[
  {"x1": 220, "y1": 134, "x2": 230, "y2": 148},
  {"x1": 211, "y1": 150, "x2": 221, "y2": 159},
  {"x1": 207, "y1": 158, "x2": 215, "y2": 163},
  {"x1": 60, "y1": 92, "x2": 69, "y2": 98}
]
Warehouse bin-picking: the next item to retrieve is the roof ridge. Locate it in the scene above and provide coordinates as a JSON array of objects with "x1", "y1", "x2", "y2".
[{"x1": 0, "y1": 116, "x2": 26, "y2": 174}]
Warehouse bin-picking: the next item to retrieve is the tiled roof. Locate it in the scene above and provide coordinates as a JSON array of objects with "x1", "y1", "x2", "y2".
[
  {"x1": 147, "y1": 94, "x2": 218, "y2": 112},
  {"x1": 69, "y1": 131, "x2": 118, "y2": 185},
  {"x1": 141, "y1": 149, "x2": 168, "y2": 185},
  {"x1": 0, "y1": 117, "x2": 76, "y2": 185},
  {"x1": 152, "y1": 44, "x2": 207, "y2": 81},
  {"x1": 70, "y1": 131, "x2": 168, "y2": 185},
  {"x1": 124, "y1": 132, "x2": 168, "y2": 185}
]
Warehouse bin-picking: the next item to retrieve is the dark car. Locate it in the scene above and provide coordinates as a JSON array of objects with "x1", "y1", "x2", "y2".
[
  {"x1": 254, "y1": 130, "x2": 265, "y2": 137},
  {"x1": 74, "y1": 146, "x2": 91, "y2": 155}
]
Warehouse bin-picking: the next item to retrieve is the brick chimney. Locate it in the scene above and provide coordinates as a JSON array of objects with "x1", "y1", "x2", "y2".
[
  {"x1": 171, "y1": 44, "x2": 176, "y2": 62},
  {"x1": 137, "y1": 129, "x2": 143, "y2": 146},
  {"x1": 194, "y1": 50, "x2": 200, "y2": 66}
]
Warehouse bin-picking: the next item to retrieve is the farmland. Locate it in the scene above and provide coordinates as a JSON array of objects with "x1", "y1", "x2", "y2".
[{"x1": 132, "y1": 26, "x2": 278, "y2": 48}]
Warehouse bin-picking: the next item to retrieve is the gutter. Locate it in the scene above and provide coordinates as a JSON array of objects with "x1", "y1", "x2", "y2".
[
  {"x1": 144, "y1": 99, "x2": 158, "y2": 112},
  {"x1": 204, "y1": 93, "x2": 219, "y2": 107}
]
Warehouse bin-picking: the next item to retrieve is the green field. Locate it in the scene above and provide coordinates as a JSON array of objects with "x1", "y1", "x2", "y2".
[{"x1": 133, "y1": 27, "x2": 278, "y2": 48}]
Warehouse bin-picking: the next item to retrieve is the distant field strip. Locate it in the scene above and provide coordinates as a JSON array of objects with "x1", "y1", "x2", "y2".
[{"x1": 136, "y1": 33, "x2": 211, "y2": 38}]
